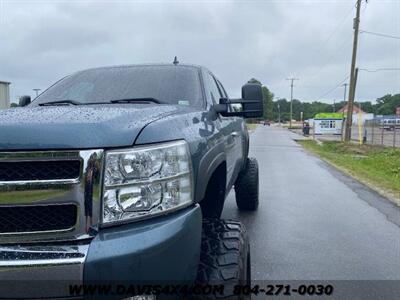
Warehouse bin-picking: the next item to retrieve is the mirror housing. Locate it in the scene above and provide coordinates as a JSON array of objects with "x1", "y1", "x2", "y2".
[
  {"x1": 19, "y1": 95, "x2": 31, "y2": 107},
  {"x1": 241, "y1": 83, "x2": 263, "y2": 118},
  {"x1": 214, "y1": 83, "x2": 264, "y2": 118},
  {"x1": 214, "y1": 102, "x2": 229, "y2": 115}
]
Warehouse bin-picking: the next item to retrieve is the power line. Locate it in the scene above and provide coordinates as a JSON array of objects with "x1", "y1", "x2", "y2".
[
  {"x1": 360, "y1": 30, "x2": 400, "y2": 40},
  {"x1": 359, "y1": 68, "x2": 400, "y2": 72},
  {"x1": 315, "y1": 75, "x2": 350, "y2": 100},
  {"x1": 301, "y1": 2, "x2": 357, "y2": 85},
  {"x1": 303, "y1": 34, "x2": 353, "y2": 84},
  {"x1": 312, "y1": 2, "x2": 356, "y2": 56}
]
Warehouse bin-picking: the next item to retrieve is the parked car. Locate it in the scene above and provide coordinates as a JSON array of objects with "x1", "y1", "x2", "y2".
[
  {"x1": 380, "y1": 118, "x2": 400, "y2": 130},
  {"x1": 0, "y1": 63, "x2": 263, "y2": 299},
  {"x1": 381, "y1": 118, "x2": 395, "y2": 130}
]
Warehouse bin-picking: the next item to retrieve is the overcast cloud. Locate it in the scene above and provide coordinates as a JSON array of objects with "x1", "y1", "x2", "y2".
[{"x1": 0, "y1": 0, "x2": 399, "y2": 104}]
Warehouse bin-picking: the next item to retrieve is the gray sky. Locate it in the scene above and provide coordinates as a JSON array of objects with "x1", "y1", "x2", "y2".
[{"x1": 0, "y1": 0, "x2": 399, "y2": 104}]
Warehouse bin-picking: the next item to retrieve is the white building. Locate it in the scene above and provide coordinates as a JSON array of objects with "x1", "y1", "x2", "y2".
[
  {"x1": 312, "y1": 113, "x2": 343, "y2": 135},
  {"x1": 0, "y1": 81, "x2": 11, "y2": 109},
  {"x1": 338, "y1": 104, "x2": 374, "y2": 125}
]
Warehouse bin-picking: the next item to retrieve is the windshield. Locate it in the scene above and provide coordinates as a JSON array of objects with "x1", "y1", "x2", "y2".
[{"x1": 33, "y1": 65, "x2": 204, "y2": 107}]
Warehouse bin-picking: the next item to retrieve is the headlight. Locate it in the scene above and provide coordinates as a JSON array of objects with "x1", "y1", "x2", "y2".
[{"x1": 102, "y1": 140, "x2": 193, "y2": 225}]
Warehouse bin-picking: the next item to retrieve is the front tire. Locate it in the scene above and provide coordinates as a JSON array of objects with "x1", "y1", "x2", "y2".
[
  {"x1": 234, "y1": 158, "x2": 259, "y2": 211},
  {"x1": 195, "y1": 219, "x2": 251, "y2": 299}
]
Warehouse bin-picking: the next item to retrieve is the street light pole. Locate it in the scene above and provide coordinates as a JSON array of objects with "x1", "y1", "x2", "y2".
[{"x1": 342, "y1": 83, "x2": 348, "y2": 103}]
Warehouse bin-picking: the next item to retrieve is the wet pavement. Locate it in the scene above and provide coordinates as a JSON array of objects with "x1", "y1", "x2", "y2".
[{"x1": 222, "y1": 125, "x2": 400, "y2": 282}]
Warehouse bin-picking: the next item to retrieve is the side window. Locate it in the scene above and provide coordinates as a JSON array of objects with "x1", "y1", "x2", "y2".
[{"x1": 205, "y1": 72, "x2": 222, "y2": 105}]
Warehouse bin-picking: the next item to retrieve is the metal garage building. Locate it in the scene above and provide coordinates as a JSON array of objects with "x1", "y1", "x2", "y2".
[{"x1": 0, "y1": 81, "x2": 11, "y2": 109}]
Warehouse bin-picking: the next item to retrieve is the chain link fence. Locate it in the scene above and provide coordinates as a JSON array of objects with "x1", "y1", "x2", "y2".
[{"x1": 350, "y1": 116, "x2": 400, "y2": 147}]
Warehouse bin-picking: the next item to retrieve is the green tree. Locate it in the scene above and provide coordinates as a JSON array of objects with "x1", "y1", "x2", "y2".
[
  {"x1": 262, "y1": 86, "x2": 274, "y2": 120},
  {"x1": 357, "y1": 101, "x2": 374, "y2": 113},
  {"x1": 242, "y1": 85, "x2": 399, "y2": 121},
  {"x1": 374, "y1": 94, "x2": 400, "y2": 115},
  {"x1": 273, "y1": 98, "x2": 289, "y2": 121},
  {"x1": 247, "y1": 78, "x2": 261, "y2": 85},
  {"x1": 247, "y1": 78, "x2": 274, "y2": 120}
]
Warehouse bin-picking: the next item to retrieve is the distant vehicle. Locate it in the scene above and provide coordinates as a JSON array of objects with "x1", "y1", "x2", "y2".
[{"x1": 380, "y1": 118, "x2": 400, "y2": 130}]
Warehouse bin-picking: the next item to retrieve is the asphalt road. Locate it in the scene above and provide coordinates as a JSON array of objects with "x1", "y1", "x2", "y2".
[{"x1": 222, "y1": 126, "x2": 400, "y2": 285}]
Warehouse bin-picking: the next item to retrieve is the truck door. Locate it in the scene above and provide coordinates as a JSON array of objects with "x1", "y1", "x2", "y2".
[
  {"x1": 216, "y1": 79, "x2": 244, "y2": 187},
  {"x1": 203, "y1": 71, "x2": 236, "y2": 188}
]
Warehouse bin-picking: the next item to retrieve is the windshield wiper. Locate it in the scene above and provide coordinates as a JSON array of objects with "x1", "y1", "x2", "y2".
[
  {"x1": 38, "y1": 98, "x2": 163, "y2": 106},
  {"x1": 110, "y1": 98, "x2": 163, "y2": 104},
  {"x1": 38, "y1": 100, "x2": 82, "y2": 106}
]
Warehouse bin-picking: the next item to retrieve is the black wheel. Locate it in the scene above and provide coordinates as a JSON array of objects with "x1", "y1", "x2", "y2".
[
  {"x1": 234, "y1": 158, "x2": 259, "y2": 211},
  {"x1": 195, "y1": 219, "x2": 251, "y2": 299}
]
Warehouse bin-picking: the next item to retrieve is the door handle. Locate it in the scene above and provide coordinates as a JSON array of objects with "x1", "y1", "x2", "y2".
[{"x1": 231, "y1": 132, "x2": 239, "y2": 137}]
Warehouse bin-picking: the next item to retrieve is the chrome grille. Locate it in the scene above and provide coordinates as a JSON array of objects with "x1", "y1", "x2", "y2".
[
  {"x1": 0, "y1": 160, "x2": 81, "y2": 182},
  {"x1": 0, "y1": 150, "x2": 104, "y2": 244}
]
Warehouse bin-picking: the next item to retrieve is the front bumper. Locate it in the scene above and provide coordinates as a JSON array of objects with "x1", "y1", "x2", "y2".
[{"x1": 0, "y1": 205, "x2": 202, "y2": 299}]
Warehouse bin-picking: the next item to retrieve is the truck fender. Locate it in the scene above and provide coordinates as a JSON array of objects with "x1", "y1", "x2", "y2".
[{"x1": 194, "y1": 141, "x2": 226, "y2": 203}]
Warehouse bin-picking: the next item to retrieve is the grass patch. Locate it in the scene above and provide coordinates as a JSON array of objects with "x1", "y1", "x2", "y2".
[
  {"x1": 298, "y1": 140, "x2": 400, "y2": 204},
  {"x1": 246, "y1": 123, "x2": 258, "y2": 131}
]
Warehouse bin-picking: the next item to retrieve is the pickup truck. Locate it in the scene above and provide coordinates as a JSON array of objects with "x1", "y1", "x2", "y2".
[{"x1": 0, "y1": 63, "x2": 263, "y2": 299}]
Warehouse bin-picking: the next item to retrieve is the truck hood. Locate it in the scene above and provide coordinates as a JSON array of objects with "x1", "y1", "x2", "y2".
[{"x1": 0, "y1": 104, "x2": 180, "y2": 150}]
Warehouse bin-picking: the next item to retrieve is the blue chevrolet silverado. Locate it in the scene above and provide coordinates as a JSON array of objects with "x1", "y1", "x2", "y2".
[{"x1": 0, "y1": 63, "x2": 263, "y2": 299}]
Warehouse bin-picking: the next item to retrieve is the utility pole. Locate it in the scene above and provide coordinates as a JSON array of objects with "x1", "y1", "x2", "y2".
[
  {"x1": 33, "y1": 89, "x2": 41, "y2": 97},
  {"x1": 344, "y1": 0, "x2": 365, "y2": 142},
  {"x1": 286, "y1": 78, "x2": 299, "y2": 128},
  {"x1": 345, "y1": 67, "x2": 360, "y2": 140}
]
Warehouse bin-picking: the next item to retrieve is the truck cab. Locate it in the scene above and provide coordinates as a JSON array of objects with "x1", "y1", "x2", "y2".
[{"x1": 0, "y1": 64, "x2": 263, "y2": 299}]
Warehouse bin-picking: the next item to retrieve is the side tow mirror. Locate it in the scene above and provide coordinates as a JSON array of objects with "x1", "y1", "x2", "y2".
[
  {"x1": 214, "y1": 98, "x2": 244, "y2": 117},
  {"x1": 19, "y1": 95, "x2": 31, "y2": 107},
  {"x1": 213, "y1": 98, "x2": 230, "y2": 116},
  {"x1": 241, "y1": 83, "x2": 263, "y2": 118}
]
